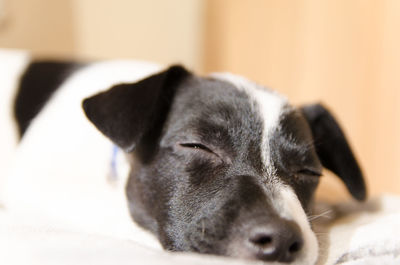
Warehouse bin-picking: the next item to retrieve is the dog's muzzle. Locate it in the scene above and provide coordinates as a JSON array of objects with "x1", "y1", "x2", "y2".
[
  {"x1": 227, "y1": 216, "x2": 303, "y2": 263},
  {"x1": 246, "y1": 218, "x2": 303, "y2": 262}
]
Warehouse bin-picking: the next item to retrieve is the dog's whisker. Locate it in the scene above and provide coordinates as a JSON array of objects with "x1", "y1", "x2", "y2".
[
  {"x1": 201, "y1": 219, "x2": 205, "y2": 240},
  {"x1": 308, "y1": 209, "x2": 333, "y2": 221}
]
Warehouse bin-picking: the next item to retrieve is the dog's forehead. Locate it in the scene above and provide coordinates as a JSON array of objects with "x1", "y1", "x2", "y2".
[
  {"x1": 166, "y1": 72, "x2": 295, "y2": 174},
  {"x1": 209, "y1": 73, "x2": 290, "y2": 168}
]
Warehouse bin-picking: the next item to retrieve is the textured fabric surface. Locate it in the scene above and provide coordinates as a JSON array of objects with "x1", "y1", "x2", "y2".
[
  {"x1": 314, "y1": 195, "x2": 400, "y2": 265},
  {"x1": 2, "y1": 195, "x2": 400, "y2": 265}
]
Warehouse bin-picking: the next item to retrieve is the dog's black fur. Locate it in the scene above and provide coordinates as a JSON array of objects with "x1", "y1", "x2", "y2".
[
  {"x1": 14, "y1": 61, "x2": 82, "y2": 137},
  {"x1": 16, "y1": 63, "x2": 366, "y2": 263}
]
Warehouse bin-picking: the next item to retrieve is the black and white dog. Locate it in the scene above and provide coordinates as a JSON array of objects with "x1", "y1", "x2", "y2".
[{"x1": 5, "y1": 54, "x2": 366, "y2": 265}]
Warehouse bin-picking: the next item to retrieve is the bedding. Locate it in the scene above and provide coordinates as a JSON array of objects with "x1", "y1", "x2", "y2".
[
  {"x1": 314, "y1": 194, "x2": 400, "y2": 265},
  {"x1": 1, "y1": 195, "x2": 400, "y2": 265}
]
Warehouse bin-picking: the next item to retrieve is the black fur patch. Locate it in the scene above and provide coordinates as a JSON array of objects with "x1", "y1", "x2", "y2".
[
  {"x1": 14, "y1": 60, "x2": 82, "y2": 138},
  {"x1": 270, "y1": 109, "x2": 322, "y2": 210},
  {"x1": 83, "y1": 65, "x2": 190, "y2": 155},
  {"x1": 301, "y1": 104, "x2": 367, "y2": 201}
]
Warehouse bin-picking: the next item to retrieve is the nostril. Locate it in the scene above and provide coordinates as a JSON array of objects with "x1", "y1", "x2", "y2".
[
  {"x1": 289, "y1": 240, "x2": 302, "y2": 253},
  {"x1": 250, "y1": 234, "x2": 273, "y2": 247}
]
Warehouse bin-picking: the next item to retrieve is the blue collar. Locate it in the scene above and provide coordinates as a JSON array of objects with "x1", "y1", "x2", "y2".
[{"x1": 109, "y1": 145, "x2": 120, "y2": 182}]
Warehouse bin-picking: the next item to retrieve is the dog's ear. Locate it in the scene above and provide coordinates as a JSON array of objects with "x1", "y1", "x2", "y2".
[
  {"x1": 301, "y1": 103, "x2": 367, "y2": 201},
  {"x1": 82, "y1": 65, "x2": 190, "y2": 155}
]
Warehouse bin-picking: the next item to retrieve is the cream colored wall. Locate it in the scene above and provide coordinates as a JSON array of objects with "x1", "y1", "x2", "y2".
[
  {"x1": 71, "y1": 0, "x2": 205, "y2": 70},
  {"x1": 204, "y1": 0, "x2": 400, "y2": 200},
  {"x1": 0, "y1": 0, "x2": 75, "y2": 56},
  {"x1": 0, "y1": 0, "x2": 205, "y2": 70}
]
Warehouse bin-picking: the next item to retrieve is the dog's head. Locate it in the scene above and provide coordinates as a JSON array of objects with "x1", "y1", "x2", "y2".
[{"x1": 83, "y1": 66, "x2": 366, "y2": 264}]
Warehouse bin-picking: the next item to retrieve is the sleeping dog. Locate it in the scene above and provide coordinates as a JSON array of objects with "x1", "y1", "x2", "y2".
[{"x1": 11, "y1": 59, "x2": 366, "y2": 264}]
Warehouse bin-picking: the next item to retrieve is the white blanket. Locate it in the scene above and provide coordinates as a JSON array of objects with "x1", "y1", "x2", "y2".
[
  {"x1": 314, "y1": 195, "x2": 400, "y2": 265},
  {"x1": 1, "y1": 195, "x2": 400, "y2": 265}
]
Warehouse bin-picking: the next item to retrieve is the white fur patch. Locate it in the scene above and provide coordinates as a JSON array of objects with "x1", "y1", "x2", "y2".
[
  {"x1": 274, "y1": 186, "x2": 319, "y2": 265},
  {"x1": 0, "y1": 49, "x2": 30, "y2": 204},
  {"x1": 4, "y1": 60, "x2": 163, "y2": 249}
]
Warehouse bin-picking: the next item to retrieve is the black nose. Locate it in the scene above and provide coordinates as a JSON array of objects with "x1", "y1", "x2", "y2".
[{"x1": 248, "y1": 219, "x2": 304, "y2": 263}]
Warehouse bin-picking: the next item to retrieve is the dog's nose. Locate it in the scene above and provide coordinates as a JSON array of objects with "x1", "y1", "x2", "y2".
[{"x1": 247, "y1": 219, "x2": 303, "y2": 263}]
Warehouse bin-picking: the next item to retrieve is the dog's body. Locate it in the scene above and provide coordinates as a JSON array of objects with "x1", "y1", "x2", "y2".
[
  {"x1": 3, "y1": 53, "x2": 163, "y2": 248},
  {"x1": 3, "y1": 51, "x2": 366, "y2": 264}
]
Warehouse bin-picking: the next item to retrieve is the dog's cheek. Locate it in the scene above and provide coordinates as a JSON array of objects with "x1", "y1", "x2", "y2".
[
  {"x1": 125, "y1": 149, "x2": 190, "y2": 246},
  {"x1": 185, "y1": 157, "x2": 226, "y2": 186},
  {"x1": 166, "y1": 159, "x2": 233, "y2": 252},
  {"x1": 182, "y1": 196, "x2": 239, "y2": 254},
  {"x1": 155, "y1": 160, "x2": 216, "y2": 250},
  {"x1": 164, "y1": 192, "x2": 229, "y2": 252},
  {"x1": 181, "y1": 175, "x2": 271, "y2": 255},
  {"x1": 288, "y1": 177, "x2": 320, "y2": 213}
]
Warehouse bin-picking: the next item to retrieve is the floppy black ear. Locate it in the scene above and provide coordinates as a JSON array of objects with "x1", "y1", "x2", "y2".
[
  {"x1": 301, "y1": 103, "x2": 367, "y2": 201},
  {"x1": 82, "y1": 65, "x2": 190, "y2": 155}
]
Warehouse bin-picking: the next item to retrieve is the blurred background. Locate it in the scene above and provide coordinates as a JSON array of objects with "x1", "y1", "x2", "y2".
[{"x1": 0, "y1": 0, "x2": 399, "y2": 201}]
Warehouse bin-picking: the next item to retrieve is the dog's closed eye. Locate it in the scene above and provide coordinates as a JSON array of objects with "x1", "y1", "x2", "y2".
[
  {"x1": 178, "y1": 142, "x2": 225, "y2": 161},
  {"x1": 179, "y1": 143, "x2": 215, "y2": 154},
  {"x1": 297, "y1": 169, "x2": 321, "y2": 177},
  {"x1": 180, "y1": 143, "x2": 211, "y2": 151}
]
